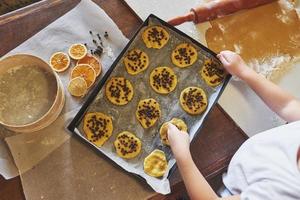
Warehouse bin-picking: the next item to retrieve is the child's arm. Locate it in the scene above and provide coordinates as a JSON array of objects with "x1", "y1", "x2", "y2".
[
  {"x1": 168, "y1": 123, "x2": 240, "y2": 200},
  {"x1": 218, "y1": 51, "x2": 300, "y2": 123}
]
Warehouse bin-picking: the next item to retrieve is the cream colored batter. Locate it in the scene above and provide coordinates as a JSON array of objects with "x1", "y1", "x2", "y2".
[{"x1": 205, "y1": 0, "x2": 300, "y2": 77}]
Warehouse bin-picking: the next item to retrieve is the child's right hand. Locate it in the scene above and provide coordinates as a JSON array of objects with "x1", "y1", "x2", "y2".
[
  {"x1": 167, "y1": 123, "x2": 191, "y2": 161},
  {"x1": 217, "y1": 50, "x2": 250, "y2": 79}
]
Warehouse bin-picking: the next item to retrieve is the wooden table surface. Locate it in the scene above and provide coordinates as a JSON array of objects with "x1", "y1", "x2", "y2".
[{"x1": 0, "y1": 0, "x2": 248, "y2": 199}]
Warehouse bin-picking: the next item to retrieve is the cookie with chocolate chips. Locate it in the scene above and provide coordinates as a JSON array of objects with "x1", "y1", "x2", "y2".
[
  {"x1": 171, "y1": 43, "x2": 198, "y2": 68},
  {"x1": 124, "y1": 49, "x2": 149, "y2": 75},
  {"x1": 159, "y1": 118, "x2": 188, "y2": 146},
  {"x1": 142, "y1": 26, "x2": 169, "y2": 49},
  {"x1": 83, "y1": 112, "x2": 113, "y2": 147},
  {"x1": 180, "y1": 87, "x2": 208, "y2": 115},
  {"x1": 114, "y1": 131, "x2": 142, "y2": 159},
  {"x1": 149, "y1": 66, "x2": 177, "y2": 94},
  {"x1": 136, "y1": 98, "x2": 161, "y2": 129},
  {"x1": 144, "y1": 149, "x2": 168, "y2": 178},
  {"x1": 200, "y1": 58, "x2": 226, "y2": 87},
  {"x1": 105, "y1": 77, "x2": 134, "y2": 105}
]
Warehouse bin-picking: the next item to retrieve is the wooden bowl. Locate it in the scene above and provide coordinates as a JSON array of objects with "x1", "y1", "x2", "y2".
[{"x1": 0, "y1": 54, "x2": 65, "y2": 133}]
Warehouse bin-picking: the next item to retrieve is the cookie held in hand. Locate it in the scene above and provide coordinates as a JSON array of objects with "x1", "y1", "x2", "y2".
[
  {"x1": 83, "y1": 112, "x2": 113, "y2": 147},
  {"x1": 114, "y1": 131, "x2": 142, "y2": 159},
  {"x1": 144, "y1": 149, "x2": 168, "y2": 177},
  {"x1": 159, "y1": 118, "x2": 188, "y2": 146}
]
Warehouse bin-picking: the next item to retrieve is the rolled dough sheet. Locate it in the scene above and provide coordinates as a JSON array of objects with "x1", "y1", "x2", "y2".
[{"x1": 206, "y1": 0, "x2": 300, "y2": 136}]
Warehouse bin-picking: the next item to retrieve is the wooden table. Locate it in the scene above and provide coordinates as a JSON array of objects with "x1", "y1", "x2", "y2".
[{"x1": 0, "y1": 0, "x2": 248, "y2": 199}]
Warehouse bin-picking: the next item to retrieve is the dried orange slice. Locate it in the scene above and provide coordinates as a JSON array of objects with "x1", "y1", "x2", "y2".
[
  {"x1": 67, "y1": 77, "x2": 88, "y2": 97},
  {"x1": 77, "y1": 54, "x2": 102, "y2": 76},
  {"x1": 68, "y1": 43, "x2": 87, "y2": 60},
  {"x1": 49, "y1": 52, "x2": 70, "y2": 72},
  {"x1": 71, "y1": 64, "x2": 96, "y2": 88}
]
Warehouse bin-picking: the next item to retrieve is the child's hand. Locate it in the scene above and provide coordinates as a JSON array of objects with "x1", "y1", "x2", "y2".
[
  {"x1": 167, "y1": 123, "x2": 191, "y2": 161},
  {"x1": 217, "y1": 50, "x2": 250, "y2": 79}
]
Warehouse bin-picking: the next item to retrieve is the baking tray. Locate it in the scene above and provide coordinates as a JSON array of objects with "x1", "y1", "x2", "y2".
[{"x1": 67, "y1": 14, "x2": 231, "y2": 193}]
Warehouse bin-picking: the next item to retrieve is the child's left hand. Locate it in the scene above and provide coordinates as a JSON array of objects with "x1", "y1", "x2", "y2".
[{"x1": 167, "y1": 123, "x2": 191, "y2": 161}]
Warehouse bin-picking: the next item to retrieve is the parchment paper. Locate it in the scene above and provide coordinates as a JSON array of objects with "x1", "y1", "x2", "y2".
[
  {"x1": 74, "y1": 17, "x2": 228, "y2": 194},
  {"x1": 1, "y1": 0, "x2": 157, "y2": 199}
]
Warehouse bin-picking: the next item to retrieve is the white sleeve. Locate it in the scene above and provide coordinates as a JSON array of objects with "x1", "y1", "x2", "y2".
[{"x1": 241, "y1": 180, "x2": 299, "y2": 200}]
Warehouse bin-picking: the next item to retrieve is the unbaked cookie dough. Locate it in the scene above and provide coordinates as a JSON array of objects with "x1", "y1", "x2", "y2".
[
  {"x1": 144, "y1": 149, "x2": 168, "y2": 177},
  {"x1": 200, "y1": 58, "x2": 226, "y2": 87},
  {"x1": 142, "y1": 26, "x2": 169, "y2": 49},
  {"x1": 159, "y1": 118, "x2": 188, "y2": 146},
  {"x1": 136, "y1": 98, "x2": 161, "y2": 128},
  {"x1": 149, "y1": 66, "x2": 177, "y2": 94},
  {"x1": 114, "y1": 131, "x2": 142, "y2": 159},
  {"x1": 180, "y1": 87, "x2": 208, "y2": 115},
  {"x1": 105, "y1": 77, "x2": 134, "y2": 105},
  {"x1": 124, "y1": 49, "x2": 149, "y2": 75},
  {"x1": 83, "y1": 112, "x2": 113, "y2": 147},
  {"x1": 171, "y1": 43, "x2": 198, "y2": 68}
]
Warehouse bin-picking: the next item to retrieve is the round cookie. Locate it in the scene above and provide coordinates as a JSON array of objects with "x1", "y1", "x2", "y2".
[
  {"x1": 142, "y1": 26, "x2": 169, "y2": 49},
  {"x1": 83, "y1": 112, "x2": 113, "y2": 147},
  {"x1": 171, "y1": 43, "x2": 198, "y2": 68},
  {"x1": 124, "y1": 49, "x2": 149, "y2": 75},
  {"x1": 136, "y1": 98, "x2": 161, "y2": 129},
  {"x1": 105, "y1": 77, "x2": 134, "y2": 105},
  {"x1": 200, "y1": 58, "x2": 226, "y2": 87},
  {"x1": 149, "y1": 66, "x2": 177, "y2": 94},
  {"x1": 180, "y1": 87, "x2": 208, "y2": 115},
  {"x1": 114, "y1": 131, "x2": 142, "y2": 159},
  {"x1": 144, "y1": 149, "x2": 168, "y2": 178},
  {"x1": 159, "y1": 118, "x2": 188, "y2": 146}
]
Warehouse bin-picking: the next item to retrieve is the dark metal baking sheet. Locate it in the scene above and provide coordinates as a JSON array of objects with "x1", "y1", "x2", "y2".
[{"x1": 67, "y1": 14, "x2": 231, "y2": 193}]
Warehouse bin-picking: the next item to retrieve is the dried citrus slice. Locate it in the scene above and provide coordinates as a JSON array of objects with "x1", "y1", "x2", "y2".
[
  {"x1": 67, "y1": 77, "x2": 88, "y2": 97},
  {"x1": 70, "y1": 64, "x2": 96, "y2": 88},
  {"x1": 68, "y1": 43, "x2": 87, "y2": 60},
  {"x1": 49, "y1": 52, "x2": 70, "y2": 72},
  {"x1": 77, "y1": 54, "x2": 102, "y2": 76}
]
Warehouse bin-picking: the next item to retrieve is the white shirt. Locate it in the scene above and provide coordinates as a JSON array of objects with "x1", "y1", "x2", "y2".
[{"x1": 223, "y1": 120, "x2": 300, "y2": 200}]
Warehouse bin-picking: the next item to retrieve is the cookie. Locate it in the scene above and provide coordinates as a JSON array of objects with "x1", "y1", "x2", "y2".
[
  {"x1": 144, "y1": 149, "x2": 168, "y2": 177},
  {"x1": 200, "y1": 58, "x2": 226, "y2": 87},
  {"x1": 142, "y1": 26, "x2": 169, "y2": 49},
  {"x1": 105, "y1": 77, "x2": 134, "y2": 105},
  {"x1": 136, "y1": 98, "x2": 161, "y2": 128},
  {"x1": 114, "y1": 131, "x2": 142, "y2": 159},
  {"x1": 83, "y1": 112, "x2": 113, "y2": 147},
  {"x1": 124, "y1": 49, "x2": 149, "y2": 75},
  {"x1": 159, "y1": 118, "x2": 188, "y2": 146},
  {"x1": 149, "y1": 66, "x2": 177, "y2": 94},
  {"x1": 180, "y1": 87, "x2": 208, "y2": 115},
  {"x1": 171, "y1": 43, "x2": 198, "y2": 68}
]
